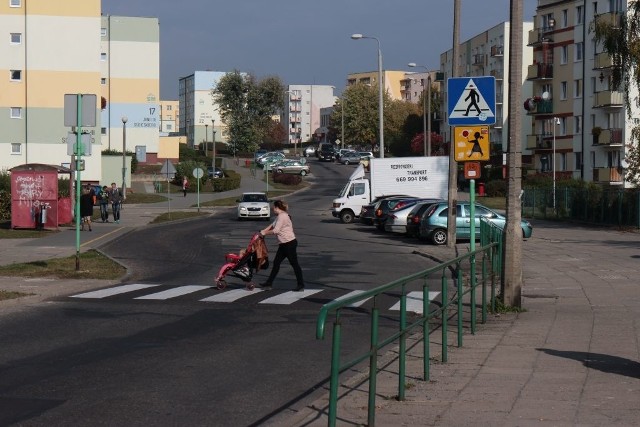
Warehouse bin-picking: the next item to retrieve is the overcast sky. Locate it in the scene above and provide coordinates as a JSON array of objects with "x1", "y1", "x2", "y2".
[{"x1": 101, "y1": 0, "x2": 538, "y2": 100}]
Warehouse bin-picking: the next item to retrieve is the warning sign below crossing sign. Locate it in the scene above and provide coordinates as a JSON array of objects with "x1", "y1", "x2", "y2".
[{"x1": 453, "y1": 126, "x2": 490, "y2": 162}]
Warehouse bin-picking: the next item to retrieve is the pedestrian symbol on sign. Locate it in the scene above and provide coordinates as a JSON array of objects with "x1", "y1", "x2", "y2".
[{"x1": 448, "y1": 78, "x2": 495, "y2": 124}]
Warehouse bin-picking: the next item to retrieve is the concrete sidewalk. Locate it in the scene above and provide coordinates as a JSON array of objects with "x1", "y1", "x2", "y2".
[{"x1": 2, "y1": 159, "x2": 639, "y2": 426}]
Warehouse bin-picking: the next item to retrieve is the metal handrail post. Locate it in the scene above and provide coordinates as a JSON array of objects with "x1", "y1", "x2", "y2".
[
  {"x1": 368, "y1": 306, "x2": 380, "y2": 427},
  {"x1": 482, "y1": 253, "x2": 488, "y2": 323},
  {"x1": 423, "y1": 281, "x2": 430, "y2": 381},
  {"x1": 457, "y1": 264, "x2": 463, "y2": 347},
  {"x1": 441, "y1": 272, "x2": 448, "y2": 362},
  {"x1": 328, "y1": 318, "x2": 342, "y2": 427},
  {"x1": 398, "y1": 288, "x2": 407, "y2": 401},
  {"x1": 470, "y1": 252, "x2": 477, "y2": 334}
]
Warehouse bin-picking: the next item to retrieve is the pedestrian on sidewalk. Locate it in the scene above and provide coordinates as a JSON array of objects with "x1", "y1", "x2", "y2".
[
  {"x1": 80, "y1": 186, "x2": 93, "y2": 231},
  {"x1": 259, "y1": 200, "x2": 305, "y2": 292},
  {"x1": 99, "y1": 185, "x2": 110, "y2": 222},
  {"x1": 109, "y1": 182, "x2": 123, "y2": 224},
  {"x1": 182, "y1": 177, "x2": 189, "y2": 197}
]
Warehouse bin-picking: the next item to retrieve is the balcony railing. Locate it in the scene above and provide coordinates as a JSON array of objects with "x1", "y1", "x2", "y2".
[
  {"x1": 594, "y1": 12, "x2": 622, "y2": 28},
  {"x1": 472, "y1": 54, "x2": 485, "y2": 66},
  {"x1": 594, "y1": 91, "x2": 624, "y2": 108},
  {"x1": 596, "y1": 128, "x2": 624, "y2": 146},
  {"x1": 526, "y1": 134, "x2": 553, "y2": 150},
  {"x1": 527, "y1": 63, "x2": 553, "y2": 80},
  {"x1": 526, "y1": 99, "x2": 553, "y2": 115},
  {"x1": 592, "y1": 167, "x2": 623, "y2": 184},
  {"x1": 491, "y1": 45, "x2": 504, "y2": 57},
  {"x1": 527, "y1": 27, "x2": 554, "y2": 46},
  {"x1": 594, "y1": 52, "x2": 615, "y2": 69}
]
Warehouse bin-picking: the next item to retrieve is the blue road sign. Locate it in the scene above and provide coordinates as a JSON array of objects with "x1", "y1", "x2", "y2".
[{"x1": 447, "y1": 77, "x2": 496, "y2": 126}]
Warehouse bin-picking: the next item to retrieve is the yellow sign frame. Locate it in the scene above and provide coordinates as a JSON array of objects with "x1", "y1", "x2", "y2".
[{"x1": 453, "y1": 125, "x2": 490, "y2": 162}]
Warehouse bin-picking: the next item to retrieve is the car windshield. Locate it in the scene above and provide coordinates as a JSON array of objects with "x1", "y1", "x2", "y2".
[{"x1": 242, "y1": 194, "x2": 267, "y2": 203}]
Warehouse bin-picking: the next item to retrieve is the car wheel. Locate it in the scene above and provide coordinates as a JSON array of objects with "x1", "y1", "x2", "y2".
[
  {"x1": 340, "y1": 210, "x2": 354, "y2": 224},
  {"x1": 276, "y1": 169, "x2": 283, "y2": 174},
  {"x1": 344, "y1": 160, "x2": 350, "y2": 165},
  {"x1": 300, "y1": 170, "x2": 307, "y2": 176},
  {"x1": 431, "y1": 229, "x2": 447, "y2": 245}
]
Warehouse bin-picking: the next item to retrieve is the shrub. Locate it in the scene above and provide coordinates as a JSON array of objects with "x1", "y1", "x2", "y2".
[
  {"x1": 272, "y1": 172, "x2": 302, "y2": 185},
  {"x1": 485, "y1": 180, "x2": 507, "y2": 197},
  {"x1": 212, "y1": 170, "x2": 241, "y2": 192}
]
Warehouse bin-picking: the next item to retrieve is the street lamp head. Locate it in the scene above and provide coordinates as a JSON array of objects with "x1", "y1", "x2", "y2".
[
  {"x1": 121, "y1": 116, "x2": 128, "y2": 124},
  {"x1": 408, "y1": 63, "x2": 417, "y2": 68},
  {"x1": 351, "y1": 33, "x2": 363, "y2": 40}
]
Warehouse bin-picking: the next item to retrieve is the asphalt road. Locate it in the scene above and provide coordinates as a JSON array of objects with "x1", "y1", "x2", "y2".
[{"x1": 0, "y1": 160, "x2": 449, "y2": 426}]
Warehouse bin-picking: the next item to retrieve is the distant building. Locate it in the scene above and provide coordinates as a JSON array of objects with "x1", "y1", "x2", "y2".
[
  {"x1": 283, "y1": 85, "x2": 336, "y2": 147},
  {"x1": 178, "y1": 71, "x2": 228, "y2": 149},
  {"x1": 159, "y1": 100, "x2": 179, "y2": 134},
  {"x1": 347, "y1": 70, "x2": 408, "y2": 100},
  {"x1": 400, "y1": 71, "x2": 439, "y2": 104}
]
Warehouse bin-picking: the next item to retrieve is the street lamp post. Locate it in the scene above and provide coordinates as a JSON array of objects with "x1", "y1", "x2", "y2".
[
  {"x1": 283, "y1": 89, "x2": 292, "y2": 148},
  {"x1": 121, "y1": 116, "x2": 127, "y2": 199},
  {"x1": 408, "y1": 63, "x2": 432, "y2": 156},
  {"x1": 352, "y1": 33, "x2": 384, "y2": 158},
  {"x1": 211, "y1": 119, "x2": 216, "y2": 172},
  {"x1": 205, "y1": 123, "x2": 209, "y2": 156},
  {"x1": 552, "y1": 117, "x2": 560, "y2": 213},
  {"x1": 341, "y1": 97, "x2": 345, "y2": 149}
]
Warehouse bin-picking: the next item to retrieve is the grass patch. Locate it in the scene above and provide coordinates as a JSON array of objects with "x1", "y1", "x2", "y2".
[
  {"x1": 200, "y1": 197, "x2": 239, "y2": 207},
  {"x1": 492, "y1": 295, "x2": 527, "y2": 313},
  {"x1": 476, "y1": 197, "x2": 506, "y2": 210},
  {"x1": 0, "y1": 290, "x2": 34, "y2": 301},
  {"x1": 124, "y1": 193, "x2": 168, "y2": 204},
  {"x1": 149, "y1": 211, "x2": 209, "y2": 224},
  {"x1": 0, "y1": 249, "x2": 125, "y2": 280},
  {"x1": 0, "y1": 221, "x2": 59, "y2": 239}
]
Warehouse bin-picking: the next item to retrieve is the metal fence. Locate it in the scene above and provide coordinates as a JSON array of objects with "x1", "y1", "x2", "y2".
[
  {"x1": 522, "y1": 187, "x2": 640, "y2": 228},
  {"x1": 314, "y1": 219, "x2": 504, "y2": 427}
]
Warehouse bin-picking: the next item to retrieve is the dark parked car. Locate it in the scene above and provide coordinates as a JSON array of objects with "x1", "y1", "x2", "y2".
[
  {"x1": 406, "y1": 201, "x2": 442, "y2": 237},
  {"x1": 359, "y1": 195, "x2": 411, "y2": 225},
  {"x1": 418, "y1": 202, "x2": 534, "y2": 245},
  {"x1": 338, "y1": 152, "x2": 361, "y2": 165},
  {"x1": 207, "y1": 166, "x2": 225, "y2": 178},
  {"x1": 373, "y1": 197, "x2": 421, "y2": 231}
]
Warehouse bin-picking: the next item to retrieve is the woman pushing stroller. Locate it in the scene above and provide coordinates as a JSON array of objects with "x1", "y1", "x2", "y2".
[{"x1": 259, "y1": 200, "x2": 305, "y2": 292}]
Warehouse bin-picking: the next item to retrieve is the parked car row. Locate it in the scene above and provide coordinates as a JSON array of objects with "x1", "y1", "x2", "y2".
[{"x1": 357, "y1": 196, "x2": 533, "y2": 245}]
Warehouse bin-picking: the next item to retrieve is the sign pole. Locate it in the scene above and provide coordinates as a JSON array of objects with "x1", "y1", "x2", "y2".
[{"x1": 74, "y1": 94, "x2": 83, "y2": 271}]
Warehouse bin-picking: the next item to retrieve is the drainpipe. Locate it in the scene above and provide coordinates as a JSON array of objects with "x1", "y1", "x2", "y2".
[
  {"x1": 581, "y1": 0, "x2": 586, "y2": 180},
  {"x1": 24, "y1": 1, "x2": 28, "y2": 163}
]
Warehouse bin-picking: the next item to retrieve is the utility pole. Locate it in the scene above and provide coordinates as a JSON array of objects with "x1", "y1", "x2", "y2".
[
  {"x1": 447, "y1": 0, "x2": 461, "y2": 248},
  {"x1": 503, "y1": 0, "x2": 524, "y2": 307}
]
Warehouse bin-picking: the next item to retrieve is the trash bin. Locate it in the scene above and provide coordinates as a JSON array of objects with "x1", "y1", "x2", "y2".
[
  {"x1": 245, "y1": 159, "x2": 251, "y2": 167},
  {"x1": 478, "y1": 182, "x2": 486, "y2": 197}
]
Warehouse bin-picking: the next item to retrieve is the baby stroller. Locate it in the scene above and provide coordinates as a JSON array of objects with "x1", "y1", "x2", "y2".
[{"x1": 215, "y1": 232, "x2": 269, "y2": 290}]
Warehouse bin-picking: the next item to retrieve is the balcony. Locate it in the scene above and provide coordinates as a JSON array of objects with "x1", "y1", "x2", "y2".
[
  {"x1": 593, "y1": 91, "x2": 623, "y2": 108},
  {"x1": 592, "y1": 167, "x2": 623, "y2": 184},
  {"x1": 594, "y1": 52, "x2": 615, "y2": 69},
  {"x1": 526, "y1": 99, "x2": 553, "y2": 115},
  {"x1": 527, "y1": 63, "x2": 553, "y2": 80},
  {"x1": 491, "y1": 45, "x2": 504, "y2": 57},
  {"x1": 472, "y1": 54, "x2": 485, "y2": 66},
  {"x1": 594, "y1": 12, "x2": 622, "y2": 29},
  {"x1": 527, "y1": 27, "x2": 554, "y2": 46},
  {"x1": 595, "y1": 128, "x2": 624, "y2": 146},
  {"x1": 526, "y1": 134, "x2": 552, "y2": 150}
]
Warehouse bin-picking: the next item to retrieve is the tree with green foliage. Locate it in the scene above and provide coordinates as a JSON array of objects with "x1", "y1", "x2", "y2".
[
  {"x1": 591, "y1": 2, "x2": 640, "y2": 186},
  {"x1": 212, "y1": 71, "x2": 284, "y2": 153}
]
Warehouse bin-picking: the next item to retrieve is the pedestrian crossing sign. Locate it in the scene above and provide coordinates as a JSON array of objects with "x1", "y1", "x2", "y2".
[
  {"x1": 447, "y1": 77, "x2": 496, "y2": 125},
  {"x1": 453, "y1": 126, "x2": 490, "y2": 162}
]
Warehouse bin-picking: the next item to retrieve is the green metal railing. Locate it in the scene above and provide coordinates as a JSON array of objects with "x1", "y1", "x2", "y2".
[{"x1": 315, "y1": 219, "x2": 503, "y2": 426}]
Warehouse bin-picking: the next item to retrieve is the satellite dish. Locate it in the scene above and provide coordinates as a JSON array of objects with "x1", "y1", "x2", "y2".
[
  {"x1": 542, "y1": 91, "x2": 550, "y2": 100},
  {"x1": 621, "y1": 159, "x2": 629, "y2": 168}
]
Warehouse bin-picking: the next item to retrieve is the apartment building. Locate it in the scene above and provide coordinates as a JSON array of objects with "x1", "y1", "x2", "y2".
[
  {"x1": 440, "y1": 21, "x2": 534, "y2": 163},
  {"x1": 526, "y1": 0, "x2": 635, "y2": 187},
  {"x1": 400, "y1": 71, "x2": 439, "y2": 104},
  {"x1": 283, "y1": 85, "x2": 336, "y2": 145},
  {"x1": 101, "y1": 15, "x2": 160, "y2": 165},
  {"x1": 1, "y1": 0, "x2": 102, "y2": 178},
  {"x1": 178, "y1": 71, "x2": 227, "y2": 149},
  {"x1": 347, "y1": 71, "x2": 407, "y2": 100},
  {"x1": 159, "y1": 100, "x2": 179, "y2": 134}
]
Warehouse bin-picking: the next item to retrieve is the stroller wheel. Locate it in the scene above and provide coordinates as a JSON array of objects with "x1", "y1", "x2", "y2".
[
  {"x1": 216, "y1": 279, "x2": 227, "y2": 290},
  {"x1": 247, "y1": 282, "x2": 256, "y2": 291}
]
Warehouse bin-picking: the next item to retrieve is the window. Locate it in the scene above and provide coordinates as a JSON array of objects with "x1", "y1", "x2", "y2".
[
  {"x1": 593, "y1": 1, "x2": 598, "y2": 14},
  {"x1": 10, "y1": 70, "x2": 21, "y2": 81},
  {"x1": 166, "y1": 124, "x2": 173, "y2": 131},
  {"x1": 591, "y1": 76, "x2": 597, "y2": 93},
  {"x1": 560, "y1": 117, "x2": 567, "y2": 135},
  {"x1": 561, "y1": 81, "x2": 568, "y2": 99},
  {"x1": 11, "y1": 143, "x2": 21, "y2": 154},
  {"x1": 575, "y1": 42, "x2": 584, "y2": 61},
  {"x1": 561, "y1": 46, "x2": 568, "y2": 64},
  {"x1": 562, "y1": 9, "x2": 568, "y2": 27},
  {"x1": 575, "y1": 152, "x2": 583, "y2": 170},
  {"x1": 101, "y1": 27, "x2": 107, "y2": 37},
  {"x1": 100, "y1": 53, "x2": 107, "y2": 61},
  {"x1": 591, "y1": 152, "x2": 596, "y2": 167},
  {"x1": 10, "y1": 107, "x2": 21, "y2": 118},
  {"x1": 167, "y1": 105, "x2": 172, "y2": 111},
  {"x1": 100, "y1": 78, "x2": 106, "y2": 85},
  {"x1": 101, "y1": 127, "x2": 107, "y2": 135},
  {"x1": 576, "y1": 5, "x2": 584, "y2": 24},
  {"x1": 10, "y1": 33, "x2": 21, "y2": 44},
  {"x1": 574, "y1": 79, "x2": 582, "y2": 98},
  {"x1": 10, "y1": 0, "x2": 21, "y2": 6},
  {"x1": 560, "y1": 153, "x2": 567, "y2": 171},
  {"x1": 574, "y1": 116, "x2": 582, "y2": 134}
]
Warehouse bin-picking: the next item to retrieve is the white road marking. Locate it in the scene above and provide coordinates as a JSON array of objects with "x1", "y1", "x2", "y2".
[
  {"x1": 334, "y1": 290, "x2": 371, "y2": 307},
  {"x1": 71, "y1": 283, "x2": 159, "y2": 299},
  {"x1": 200, "y1": 288, "x2": 264, "y2": 302},
  {"x1": 389, "y1": 291, "x2": 441, "y2": 314},
  {"x1": 260, "y1": 289, "x2": 322, "y2": 305},
  {"x1": 134, "y1": 285, "x2": 212, "y2": 300}
]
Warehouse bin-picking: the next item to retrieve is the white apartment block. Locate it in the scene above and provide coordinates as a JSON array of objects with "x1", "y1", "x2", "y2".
[
  {"x1": 526, "y1": 0, "x2": 636, "y2": 187},
  {"x1": 440, "y1": 21, "x2": 534, "y2": 163},
  {"x1": 283, "y1": 85, "x2": 336, "y2": 145},
  {"x1": 178, "y1": 71, "x2": 230, "y2": 149},
  {"x1": 0, "y1": 0, "x2": 159, "y2": 182}
]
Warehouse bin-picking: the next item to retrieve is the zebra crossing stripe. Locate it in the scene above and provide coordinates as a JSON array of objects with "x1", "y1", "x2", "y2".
[
  {"x1": 334, "y1": 290, "x2": 371, "y2": 308},
  {"x1": 259, "y1": 289, "x2": 322, "y2": 305},
  {"x1": 134, "y1": 285, "x2": 212, "y2": 300},
  {"x1": 388, "y1": 291, "x2": 441, "y2": 314},
  {"x1": 71, "y1": 283, "x2": 159, "y2": 299},
  {"x1": 200, "y1": 288, "x2": 265, "y2": 303}
]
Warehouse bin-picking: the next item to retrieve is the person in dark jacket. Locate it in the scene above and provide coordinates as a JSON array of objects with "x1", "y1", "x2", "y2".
[
  {"x1": 99, "y1": 185, "x2": 110, "y2": 222},
  {"x1": 109, "y1": 182, "x2": 123, "y2": 223},
  {"x1": 80, "y1": 186, "x2": 94, "y2": 231}
]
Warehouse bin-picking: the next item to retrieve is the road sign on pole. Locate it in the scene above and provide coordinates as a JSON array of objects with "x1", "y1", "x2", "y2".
[
  {"x1": 453, "y1": 126, "x2": 490, "y2": 162},
  {"x1": 447, "y1": 77, "x2": 496, "y2": 126}
]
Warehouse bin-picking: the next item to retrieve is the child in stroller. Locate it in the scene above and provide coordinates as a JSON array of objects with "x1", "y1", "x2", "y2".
[{"x1": 215, "y1": 232, "x2": 269, "y2": 290}]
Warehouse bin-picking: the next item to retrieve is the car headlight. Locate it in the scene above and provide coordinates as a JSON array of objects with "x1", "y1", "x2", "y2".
[{"x1": 239, "y1": 207, "x2": 247, "y2": 212}]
